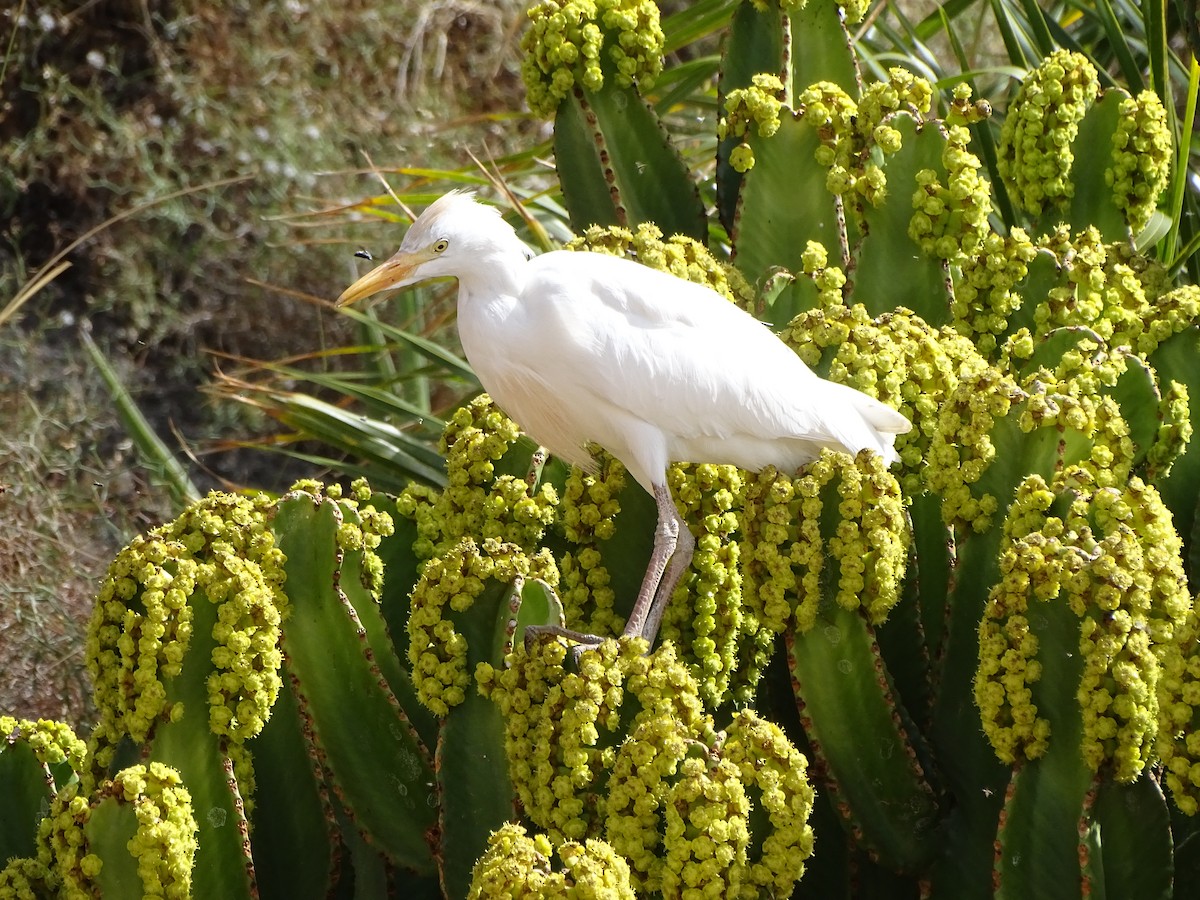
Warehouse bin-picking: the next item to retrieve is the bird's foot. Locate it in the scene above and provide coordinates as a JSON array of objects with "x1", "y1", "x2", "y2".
[{"x1": 523, "y1": 624, "x2": 609, "y2": 665}]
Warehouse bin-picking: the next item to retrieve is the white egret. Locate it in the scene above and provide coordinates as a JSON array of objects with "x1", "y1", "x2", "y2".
[{"x1": 337, "y1": 191, "x2": 911, "y2": 649}]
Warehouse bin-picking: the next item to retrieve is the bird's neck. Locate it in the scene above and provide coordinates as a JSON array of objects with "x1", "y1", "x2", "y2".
[{"x1": 455, "y1": 245, "x2": 528, "y2": 302}]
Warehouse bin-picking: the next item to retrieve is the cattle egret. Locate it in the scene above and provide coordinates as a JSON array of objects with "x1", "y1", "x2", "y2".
[{"x1": 337, "y1": 191, "x2": 911, "y2": 649}]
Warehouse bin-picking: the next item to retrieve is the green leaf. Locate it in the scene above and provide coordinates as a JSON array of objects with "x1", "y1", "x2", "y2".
[
  {"x1": 435, "y1": 572, "x2": 522, "y2": 900},
  {"x1": 555, "y1": 81, "x2": 707, "y2": 241},
  {"x1": 1150, "y1": 325, "x2": 1200, "y2": 566},
  {"x1": 786, "y1": 0, "x2": 860, "y2": 98},
  {"x1": 1068, "y1": 89, "x2": 1129, "y2": 240},
  {"x1": 249, "y1": 676, "x2": 336, "y2": 900},
  {"x1": 85, "y1": 796, "x2": 144, "y2": 897},
  {"x1": 853, "y1": 114, "x2": 951, "y2": 325},
  {"x1": 149, "y1": 585, "x2": 256, "y2": 900},
  {"x1": 0, "y1": 741, "x2": 49, "y2": 864},
  {"x1": 732, "y1": 111, "x2": 830, "y2": 324},
  {"x1": 273, "y1": 493, "x2": 436, "y2": 873},
  {"x1": 1090, "y1": 775, "x2": 1173, "y2": 900},
  {"x1": 788, "y1": 604, "x2": 941, "y2": 872},
  {"x1": 716, "y1": 0, "x2": 786, "y2": 230},
  {"x1": 994, "y1": 581, "x2": 1090, "y2": 900}
]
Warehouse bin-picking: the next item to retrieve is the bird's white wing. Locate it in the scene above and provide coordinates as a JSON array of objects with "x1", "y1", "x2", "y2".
[{"x1": 511, "y1": 252, "x2": 908, "y2": 471}]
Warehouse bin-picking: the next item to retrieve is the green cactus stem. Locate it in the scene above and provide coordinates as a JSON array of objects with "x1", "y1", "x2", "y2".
[
  {"x1": 273, "y1": 484, "x2": 437, "y2": 874},
  {"x1": 0, "y1": 717, "x2": 85, "y2": 869}
]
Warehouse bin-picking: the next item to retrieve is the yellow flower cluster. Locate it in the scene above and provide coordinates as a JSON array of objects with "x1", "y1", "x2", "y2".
[
  {"x1": 924, "y1": 366, "x2": 1020, "y2": 532},
  {"x1": 468, "y1": 823, "x2": 635, "y2": 898},
  {"x1": 397, "y1": 396, "x2": 558, "y2": 562},
  {"x1": 557, "y1": 452, "x2": 628, "y2": 639},
  {"x1": 721, "y1": 710, "x2": 816, "y2": 894},
  {"x1": 521, "y1": 0, "x2": 664, "y2": 117},
  {"x1": 945, "y1": 81, "x2": 993, "y2": 127},
  {"x1": 661, "y1": 463, "x2": 746, "y2": 706},
  {"x1": 719, "y1": 74, "x2": 785, "y2": 173},
  {"x1": 481, "y1": 637, "x2": 814, "y2": 896},
  {"x1": 781, "y1": 303, "x2": 989, "y2": 496},
  {"x1": 34, "y1": 762, "x2": 196, "y2": 899},
  {"x1": 951, "y1": 228, "x2": 1038, "y2": 356},
  {"x1": 1108, "y1": 90, "x2": 1173, "y2": 235},
  {"x1": 997, "y1": 50, "x2": 1099, "y2": 217},
  {"x1": 742, "y1": 451, "x2": 907, "y2": 636},
  {"x1": 796, "y1": 240, "x2": 847, "y2": 308},
  {"x1": 976, "y1": 471, "x2": 1192, "y2": 783},
  {"x1": 109, "y1": 763, "x2": 198, "y2": 899},
  {"x1": 788, "y1": 68, "x2": 933, "y2": 204},
  {"x1": 1159, "y1": 603, "x2": 1200, "y2": 814},
  {"x1": 86, "y1": 491, "x2": 287, "y2": 769},
  {"x1": 0, "y1": 716, "x2": 86, "y2": 772},
  {"x1": 0, "y1": 856, "x2": 51, "y2": 897},
  {"x1": 909, "y1": 123, "x2": 993, "y2": 262},
  {"x1": 408, "y1": 537, "x2": 557, "y2": 716}
]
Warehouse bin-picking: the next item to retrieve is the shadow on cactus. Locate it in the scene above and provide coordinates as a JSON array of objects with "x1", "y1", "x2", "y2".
[{"x1": 5, "y1": 1, "x2": 1200, "y2": 897}]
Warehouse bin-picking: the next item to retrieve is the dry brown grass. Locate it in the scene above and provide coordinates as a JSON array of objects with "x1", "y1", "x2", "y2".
[{"x1": 0, "y1": 0, "x2": 532, "y2": 727}]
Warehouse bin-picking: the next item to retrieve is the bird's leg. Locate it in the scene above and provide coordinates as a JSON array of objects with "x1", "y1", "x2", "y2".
[
  {"x1": 622, "y1": 483, "x2": 690, "y2": 644},
  {"x1": 641, "y1": 509, "x2": 694, "y2": 647}
]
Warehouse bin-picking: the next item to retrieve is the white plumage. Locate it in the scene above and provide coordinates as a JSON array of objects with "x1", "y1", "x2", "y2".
[{"x1": 338, "y1": 191, "x2": 911, "y2": 646}]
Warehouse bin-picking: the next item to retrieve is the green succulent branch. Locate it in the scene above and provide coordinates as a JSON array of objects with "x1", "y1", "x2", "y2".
[
  {"x1": 520, "y1": 0, "x2": 665, "y2": 118},
  {"x1": 85, "y1": 491, "x2": 287, "y2": 774},
  {"x1": 997, "y1": 50, "x2": 1100, "y2": 218}
]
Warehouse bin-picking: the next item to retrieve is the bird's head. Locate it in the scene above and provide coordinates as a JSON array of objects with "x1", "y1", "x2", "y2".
[{"x1": 336, "y1": 191, "x2": 527, "y2": 307}]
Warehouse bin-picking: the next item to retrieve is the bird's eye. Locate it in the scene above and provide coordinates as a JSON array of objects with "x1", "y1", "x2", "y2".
[{"x1": 433, "y1": 239, "x2": 449, "y2": 253}]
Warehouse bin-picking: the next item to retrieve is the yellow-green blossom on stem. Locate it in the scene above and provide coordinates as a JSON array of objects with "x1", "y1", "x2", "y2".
[
  {"x1": 976, "y1": 475, "x2": 1062, "y2": 763},
  {"x1": 977, "y1": 470, "x2": 1191, "y2": 782},
  {"x1": 742, "y1": 450, "x2": 907, "y2": 636},
  {"x1": 467, "y1": 823, "x2": 635, "y2": 898},
  {"x1": 521, "y1": 0, "x2": 663, "y2": 118},
  {"x1": 36, "y1": 782, "x2": 93, "y2": 898},
  {"x1": 34, "y1": 762, "x2": 196, "y2": 900},
  {"x1": 111, "y1": 763, "x2": 198, "y2": 899},
  {"x1": 86, "y1": 491, "x2": 287, "y2": 772},
  {"x1": 796, "y1": 69, "x2": 935, "y2": 206},
  {"x1": 997, "y1": 50, "x2": 1099, "y2": 218},
  {"x1": 909, "y1": 124, "x2": 993, "y2": 262},
  {"x1": 945, "y1": 81, "x2": 992, "y2": 127},
  {"x1": 660, "y1": 463, "x2": 746, "y2": 707},
  {"x1": 952, "y1": 228, "x2": 1038, "y2": 356},
  {"x1": 1158, "y1": 601, "x2": 1200, "y2": 815},
  {"x1": 796, "y1": 240, "x2": 847, "y2": 309},
  {"x1": 1107, "y1": 90, "x2": 1172, "y2": 236},
  {"x1": 484, "y1": 637, "x2": 705, "y2": 847},
  {"x1": 659, "y1": 756, "x2": 750, "y2": 899},
  {"x1": 720, "y1": 74, "x2": 785, "y2": 173},
  {"x1": 0, "y1": 716, "x2": 86, "y2": 774},
  {"x1": 925, "y1": 365, "x2": 1019, "y2": 532},
  {"x1": 722, "y1": 710, "x2": 815, "y2": 894},
  {"x1": 1147, "y1": 379, "x2": 1192, "y2": 483},
  {"x1": 0, "y1": 856, "x2": 53, "y2": 897},
  {"x1": 409, "y1": 537, "x2": 557, "y2": 716},
  {"x1": 396, "y1": 396, "x2": 559, "y2": 562},
  {"x1": 857, "y1": 67, "x2": 934, "y2": 134},
  {"x1": 798, "y1": 81, "x2": 884, "y2": 202},
  {"x1": 556, "y1": 452, "x2": 627, "y2": 638},
  {"x1": 782, "y1": 304, "x2": 988, "y2": 495}
]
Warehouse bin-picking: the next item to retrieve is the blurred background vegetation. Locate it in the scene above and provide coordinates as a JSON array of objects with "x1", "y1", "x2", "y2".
[{"x1": 0, "y1": 0, "x2": 537, "y2": 724}]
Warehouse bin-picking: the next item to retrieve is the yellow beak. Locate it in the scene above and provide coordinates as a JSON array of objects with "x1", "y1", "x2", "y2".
[{"x1": 336, "y1": 253, "x2": 421, "y2": 307}]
